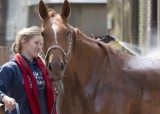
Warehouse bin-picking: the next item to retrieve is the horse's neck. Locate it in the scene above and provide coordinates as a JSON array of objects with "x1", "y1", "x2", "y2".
[
  {"x1": 66, "y1": 32, "x2": 108, "y2": 87},
  {"x1": 72, "y1": 32, "x2": 102, "y2": 66}
]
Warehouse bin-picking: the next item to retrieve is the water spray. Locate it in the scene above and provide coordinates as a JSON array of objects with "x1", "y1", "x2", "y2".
[{"x1": 102, "y1": 35, "x2": 140, "y2": 57}]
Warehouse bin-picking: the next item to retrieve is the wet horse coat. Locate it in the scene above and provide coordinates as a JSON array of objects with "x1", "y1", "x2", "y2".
[{"x1": 38, "y1": 0, "x2": 160, "y2": 114}]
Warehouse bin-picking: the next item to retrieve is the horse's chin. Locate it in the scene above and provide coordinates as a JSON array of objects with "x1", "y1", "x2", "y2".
[
  {"x1": 50, "y1": 73, "x2": 63, "y2": 82},
  {"x1": 48, "y1": 68, "x2": 64, "y2": 81}
]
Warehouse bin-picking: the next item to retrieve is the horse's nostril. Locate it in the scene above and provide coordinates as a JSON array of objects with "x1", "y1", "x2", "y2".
[
  {"x1": 61, "y1": 63, "x2": 64, "y2": 70},
  {"x1": 48, "y1": 64, "x2": 52, "y2": 70},
  {"x1": 48, "y1": 62, "x2": 64, "y2": 71}
]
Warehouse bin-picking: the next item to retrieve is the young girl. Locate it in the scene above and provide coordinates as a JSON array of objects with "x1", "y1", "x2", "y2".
[{"x1": 0, "y1": 26, "x2": 55, "y2": 114}]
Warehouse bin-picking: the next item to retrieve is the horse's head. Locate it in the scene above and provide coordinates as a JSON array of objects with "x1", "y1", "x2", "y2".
[{"x1": 38, "y1": 0, "x2": 73, "y2": 81}]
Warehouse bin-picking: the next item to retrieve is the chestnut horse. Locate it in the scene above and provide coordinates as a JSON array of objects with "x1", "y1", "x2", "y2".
[{"x1": 38, "y1": 0, "x2": 160, "y2": 114}]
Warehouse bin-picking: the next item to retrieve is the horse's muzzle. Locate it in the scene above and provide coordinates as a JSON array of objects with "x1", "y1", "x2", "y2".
[{"x1": 48, "y1": 60, "x2": 64, "y2": 80}]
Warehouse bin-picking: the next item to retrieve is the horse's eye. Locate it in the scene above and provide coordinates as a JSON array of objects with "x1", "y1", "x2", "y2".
[{"x1": 41, "y1": 32, "x2": 44, "y2": 37}]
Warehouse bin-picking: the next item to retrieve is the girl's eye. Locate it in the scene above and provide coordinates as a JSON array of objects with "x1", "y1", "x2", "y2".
[
  {"x1": 35, "y1": 42, "x2": 43, "y2": 46},
  {"x1": 40, "y1": 43, "x2": 43, "y2": 46},
  {"x1": 35, "y1": 42, "x2": 38, "y2": 44},
  {"x1": 35, "y1": 42, "x2": 40, "y2": 45}
]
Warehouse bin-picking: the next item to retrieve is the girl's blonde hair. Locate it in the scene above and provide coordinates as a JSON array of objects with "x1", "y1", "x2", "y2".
[{"x1": 12, "y1": 26, "x2": 42, "y2": 54}]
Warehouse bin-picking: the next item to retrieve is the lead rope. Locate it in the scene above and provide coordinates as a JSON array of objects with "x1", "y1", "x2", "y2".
[
  {"x1": 15, "y1": 103, "x2": 20, "y2": 114},
  {"x1": 51, "y1": 79, "x2": 63, "y2": 114},
  {"x1": 51, "y1": 89, "x2": 59, "y2": 114}
]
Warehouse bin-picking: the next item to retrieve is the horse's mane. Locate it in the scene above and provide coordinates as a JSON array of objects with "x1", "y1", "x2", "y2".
[
  {"x1": 74, "y1": 28, "x2": 104, "y2": 47},
  {"x1": 74, "y1": 28, "x2": 130, "y2": 58}
]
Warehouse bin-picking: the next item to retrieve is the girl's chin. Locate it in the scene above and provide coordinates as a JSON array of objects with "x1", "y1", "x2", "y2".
[{"x1": 33, "y1": 55, "x2": 39, "y2": 58}]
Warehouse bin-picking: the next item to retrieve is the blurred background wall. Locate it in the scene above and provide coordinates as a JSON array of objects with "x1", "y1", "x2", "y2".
[
  {"x1": 28, "y1": 3, "x2": 107, "y2": 38},
  {"x1": 158, "y1": 0, "x2": 160, "y2": 46},
  {"x1": 0, "y1": 0, "x2": 7, "y2": 46},
  {"x1": 106, "y1": 0, "x2": 158, "y2": 55}
]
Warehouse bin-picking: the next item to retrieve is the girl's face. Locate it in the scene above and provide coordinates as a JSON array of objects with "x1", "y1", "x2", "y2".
[{"x1": 21, "y1": 35, "x2": 43, "y2": 61}]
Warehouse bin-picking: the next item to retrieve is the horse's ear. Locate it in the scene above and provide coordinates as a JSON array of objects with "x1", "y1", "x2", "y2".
[
  {"x1": 38, "y1": 0, "x2": 49, "y2": 21},
  {"x1": 61, "y1": 0, "x2": 71, "y2": 21}
]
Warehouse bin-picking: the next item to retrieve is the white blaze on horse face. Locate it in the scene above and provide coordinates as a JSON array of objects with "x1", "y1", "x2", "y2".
[{"x1": 52, "y1": 22, "x2": 58, "y2": 44}]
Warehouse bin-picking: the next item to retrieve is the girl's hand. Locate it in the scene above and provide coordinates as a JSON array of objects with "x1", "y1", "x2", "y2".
[{"x1": 2, "y1": 95, "x2": 16, "y2": 112}]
